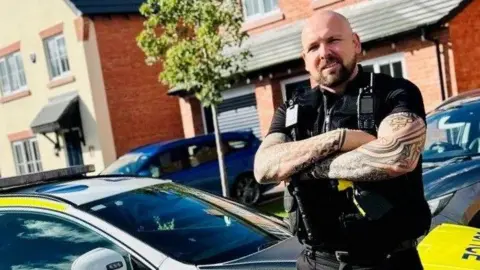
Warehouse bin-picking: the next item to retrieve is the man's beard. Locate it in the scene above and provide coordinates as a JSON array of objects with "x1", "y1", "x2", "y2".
[{"x1": 315, "y1": 55, "x2": 357, "y2": 88}]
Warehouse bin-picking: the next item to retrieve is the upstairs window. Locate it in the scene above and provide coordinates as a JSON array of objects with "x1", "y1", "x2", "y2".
[
  {"x1": 243, "y1": 0, "x2": 279, "y2": 20},
  {"x1": 44, "y1": 34, "x2": 70, "y2": 79},
  {"x1": 0, "y1": 52, "x2": 27, "y2": 96}
]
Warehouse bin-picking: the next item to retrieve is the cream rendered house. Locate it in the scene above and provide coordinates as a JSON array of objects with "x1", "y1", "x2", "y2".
[{"x1": 0, "y1": 0, "x2": 184, "y2": 177}]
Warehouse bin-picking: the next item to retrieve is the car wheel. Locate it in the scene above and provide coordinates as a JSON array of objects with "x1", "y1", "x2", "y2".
[{"x1": 233, "y1": 174, "x2": 261, "y2": 206}]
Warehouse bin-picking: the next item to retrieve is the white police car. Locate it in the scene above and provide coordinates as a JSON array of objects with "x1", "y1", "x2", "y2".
[{"x1": 0, "y1": 165, "x2": 300, "y2": 270}]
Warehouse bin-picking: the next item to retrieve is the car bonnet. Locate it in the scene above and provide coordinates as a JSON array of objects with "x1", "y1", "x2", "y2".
[
  {"x1": 418, "y1": 224, "x2": 480, "y2": 269},
  {"x1": 198, "y1": 236, "x2": 302, "y2": 269},
  {"x1": 423, "y1": 158, "x2": 480, "y2": 200}
]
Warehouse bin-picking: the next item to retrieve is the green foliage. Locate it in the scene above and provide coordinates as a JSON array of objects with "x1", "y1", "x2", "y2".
[{"x1": 137, "y1": 0, "x2": 251, "y2": 107}]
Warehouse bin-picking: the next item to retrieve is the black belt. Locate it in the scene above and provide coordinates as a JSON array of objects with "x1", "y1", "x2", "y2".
[{"x1": 304, "y1": 239, "x2": 417, "y2": 265}]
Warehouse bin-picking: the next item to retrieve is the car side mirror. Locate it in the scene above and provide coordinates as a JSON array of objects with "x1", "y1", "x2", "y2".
[{"x1": 71, "y1": 248, "x2": 129, "y2": 270}]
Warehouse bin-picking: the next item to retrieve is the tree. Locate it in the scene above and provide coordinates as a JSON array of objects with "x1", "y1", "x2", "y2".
[{"x1": 136, "y1": 0, "x2": 251, "y2": 198}]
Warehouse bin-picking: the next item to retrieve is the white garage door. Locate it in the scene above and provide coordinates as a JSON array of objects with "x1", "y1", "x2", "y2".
[{"x1": 217, "y1": 85, "x2": 261, "y2": 138}]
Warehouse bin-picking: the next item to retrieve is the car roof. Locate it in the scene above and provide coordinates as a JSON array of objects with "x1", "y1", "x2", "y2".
[
  {"x1": 430, "y1": 89, "x2": 480, "y2": 114},
  {"x1": 15, "y1": 177, "x2": 169, "y2": 205},
  {"x1": 128, "y1": 131, "x2": 256, "y2": 155}
]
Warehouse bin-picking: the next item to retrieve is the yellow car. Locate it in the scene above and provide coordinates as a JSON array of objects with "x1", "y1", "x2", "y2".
[{"x1": 418, "y1": 223, "x2": 480, "y2": 270}]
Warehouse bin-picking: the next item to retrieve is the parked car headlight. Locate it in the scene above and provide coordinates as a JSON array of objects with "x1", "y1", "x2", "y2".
[{"x1": 428, "y1": 193, "x2": 454, "y2": 216}]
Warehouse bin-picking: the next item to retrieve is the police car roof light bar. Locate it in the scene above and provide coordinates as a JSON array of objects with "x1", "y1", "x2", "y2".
[{"x1": 0, "y1": 164, "x2": 95, "y2": 191}]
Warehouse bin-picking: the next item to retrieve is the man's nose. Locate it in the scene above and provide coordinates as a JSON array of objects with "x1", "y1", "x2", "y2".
[{"x1": 315, "y1": 43, "x2": 329, "y2": 60}]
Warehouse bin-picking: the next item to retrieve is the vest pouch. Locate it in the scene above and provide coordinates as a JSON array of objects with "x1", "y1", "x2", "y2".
[{"x1": 353, "y1": 188, "x2": 393, "y2": 221}]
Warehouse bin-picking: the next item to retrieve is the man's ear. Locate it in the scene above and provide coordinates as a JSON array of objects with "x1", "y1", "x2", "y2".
[{"x1": 353, "y1": 33, "x2": 362, "y2": 54}]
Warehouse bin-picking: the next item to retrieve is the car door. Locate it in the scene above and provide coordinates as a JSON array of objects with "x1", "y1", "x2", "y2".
[
  {"x1": 184, "y1": 139, "x2": 224, "y2": 194},
  {"x1": 179, "y1": 138, "x2": 256, "y2": 195},
  {"x1": 144, "y1": 141, "x2": 224, "y2": 194},
  {"x1": 222, "y1": 138, "x2": 257, "y2": 178},
  {"x1": 144, "y1": 146, "x2": 199, "y2": 185},
  {"x1": 0, "y1": 203, "x2": 156, "y2": 270}
]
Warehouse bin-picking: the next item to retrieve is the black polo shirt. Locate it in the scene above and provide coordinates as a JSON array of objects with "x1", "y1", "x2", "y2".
[
  {"x1": 267, "y1": 67, "x2": 427, "y2": 138},
  {"x1": 266, "y1": 66, "x2": 432, "y2": 248}
]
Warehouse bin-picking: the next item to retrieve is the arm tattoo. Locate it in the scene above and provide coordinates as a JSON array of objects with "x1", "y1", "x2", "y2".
[
  {"x1": 254, "y1": 129, "x2": 346, "y2": 184},
  {"x1": 311, "y1": 112, "x2": 426, "y2": 182}
]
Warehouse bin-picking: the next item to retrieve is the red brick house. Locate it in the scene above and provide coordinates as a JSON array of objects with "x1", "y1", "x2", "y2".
[
  {"x1": 169, "y1": 0, "x2": 480, "y2": 139},
  {"x1": 71, "y1": 0, "x2": 185, "y2": 157}
]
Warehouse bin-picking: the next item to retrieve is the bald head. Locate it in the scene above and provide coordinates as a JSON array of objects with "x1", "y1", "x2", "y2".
[
  {"x1": 301, "y1": 11, "x2": 361, "y2": 90},
  {"x1": 302, "y1": 11, "x2": 353, "y2": 46}
]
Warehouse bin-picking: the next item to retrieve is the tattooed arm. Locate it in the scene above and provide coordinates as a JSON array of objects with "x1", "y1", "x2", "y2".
[
  {"x1": 309, "y1": 112, "x2": 426, "y2": 182},
  {"x1": 253, "y1": 129, "x2": 375, "y2": 184}
]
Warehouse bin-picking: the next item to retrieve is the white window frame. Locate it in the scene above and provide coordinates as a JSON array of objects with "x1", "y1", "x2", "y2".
[
  {"x1": 0, "y1": 51, "x2": 28, "y2": 97},
  {"x1": 12, "y1": 138, "x2": 42, "y2": 175},
  {"x1": 280, "y1": 74, "x2": 311, "y2": 102},
  {"x1": 243, "y1": 0, "x2": 280, "y2": 21},
  {"x1": 360, "y1": 53, "x2": 408, "y2": 78},
  {"x1": 44, "y1": 34, "x2": 71, "y2": 80}
]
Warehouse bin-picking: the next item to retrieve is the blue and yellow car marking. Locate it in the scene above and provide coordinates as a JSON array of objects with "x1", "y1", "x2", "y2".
[
  {"x1": 462, "y1": 230, "x2": 480, "y2": 262},
  {"x1": 418, "y1": 224, "x2": 480, "y2": 269},
  {"x1": 0, "y1": 197, "x2": 67, "y2": 212}
]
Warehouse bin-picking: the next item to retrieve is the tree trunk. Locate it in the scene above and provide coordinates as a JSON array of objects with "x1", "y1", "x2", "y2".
[{"x1": 211, "y1": 104, "x2": 229, "y2": 197}]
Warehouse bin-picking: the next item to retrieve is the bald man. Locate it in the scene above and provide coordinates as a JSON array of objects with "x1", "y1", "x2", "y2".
[{"x1": 254, "y1": 11, "x2": 431, "y2": 270}]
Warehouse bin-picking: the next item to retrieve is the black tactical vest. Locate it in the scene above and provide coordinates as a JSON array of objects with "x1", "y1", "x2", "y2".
[{"x1": 283, "y1": 70, "x2": 432, "y2": 254}]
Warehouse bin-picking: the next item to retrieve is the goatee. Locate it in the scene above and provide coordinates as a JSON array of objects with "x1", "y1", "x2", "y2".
[{"x1": 316, "y1": 55, "x2": 357, "y2": 87}]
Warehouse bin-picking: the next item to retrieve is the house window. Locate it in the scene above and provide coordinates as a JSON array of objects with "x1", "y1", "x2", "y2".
[
  {"x1": 0, "y1": 52, "x2": 27, "y2": 96},
  {"x1": 44, "y1": 34, "x2": 70, "y2": 79},
  {"x1": 361, "y1": 54, "x2": 406, "y2": 78},
  {"x1": 243, "y1": 0, "x2": 279, "y2": 19},
  {"x1": 12, "y1": 138, "x2": 42, "y2": 175},
  {"x1": 280, "y1": 74, "x2": 311, "y2": 101}
]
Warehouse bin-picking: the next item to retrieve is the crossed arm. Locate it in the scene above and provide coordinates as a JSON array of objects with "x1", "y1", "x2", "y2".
[
  {"x1": 253, "y1": 112, "x2": 426, "y2": 184},
  {"x1": 309, "y1": 112, "x2": 427, "y2": 182},
  {"x1": 253, "y1": 128, "x2": 375, "y2": 184}
]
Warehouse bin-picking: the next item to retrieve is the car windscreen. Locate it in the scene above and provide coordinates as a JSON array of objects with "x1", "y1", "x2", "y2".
[
  {"x1": 79, "y1": 183, "x2": 289, "y2": 265},
  {"x1": 100, "y1": 153, "x2": 150, "y2": 175},
  {"x1": 424, "y1": 106, "x2": 480, "y2": 162}
]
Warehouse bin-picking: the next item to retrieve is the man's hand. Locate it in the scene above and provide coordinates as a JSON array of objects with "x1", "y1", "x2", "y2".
[
  {"x1": 253, "y1": 129, "x2": 375, "y2": 184},
  {"x1": 341, "y1": 130, "x2": 376, "y2": 151},
  {"x1": 309, "y1": 112, "x2": 426, "y2": 182}
]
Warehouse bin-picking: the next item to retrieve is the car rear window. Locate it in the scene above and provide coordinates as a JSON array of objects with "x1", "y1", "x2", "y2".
[
  {"x1": 79, "y1": 183, "x2": 289, "y2": 265},
  {"x1": 100, "y1": 153, "x2": 149, "y2": 175}
]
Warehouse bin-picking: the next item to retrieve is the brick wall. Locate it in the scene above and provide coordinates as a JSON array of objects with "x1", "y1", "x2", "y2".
[
  {"x1": 255, "y1": 78, "x2": 284, "y2": 138},
  {"x1": 93, "y1": 15, "x2": 184, "y2": 156},
  {"x1": 450, "y1": 0, "x2": 480, "y2": 93},
  {"x1": 247, "y1": 0, "x2": 366, "y2": 35},
  {"x1": 358, "y1": 29, "x2": 452, "y2": 112},
  {"x1": 179, "y1": 97, "x2": 205, "y2": 138}
]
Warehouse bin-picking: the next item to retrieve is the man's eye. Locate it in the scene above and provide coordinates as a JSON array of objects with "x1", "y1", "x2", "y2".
[{"x1": 308, "y1": 45, "x2": 318, "y2": 52}]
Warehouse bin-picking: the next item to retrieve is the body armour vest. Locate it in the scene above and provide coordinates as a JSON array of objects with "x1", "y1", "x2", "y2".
[{"x1": 283, "y1": 70, "x2": 432, "y2": 254}]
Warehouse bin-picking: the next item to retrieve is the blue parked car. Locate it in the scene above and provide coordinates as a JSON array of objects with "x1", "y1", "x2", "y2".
[{"x1": 100, "y1": 131, "x2": 281, "y2": 205}]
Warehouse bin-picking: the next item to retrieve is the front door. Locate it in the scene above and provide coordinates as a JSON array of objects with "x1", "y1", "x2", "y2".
[{"x1": 64, "y1": 130, "x2": 84, "y2": 166}]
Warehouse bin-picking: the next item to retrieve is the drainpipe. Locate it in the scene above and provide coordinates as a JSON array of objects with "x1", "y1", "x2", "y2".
[{"x1": 423, "y1": 29, "x2": 447, "y2": 101}]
